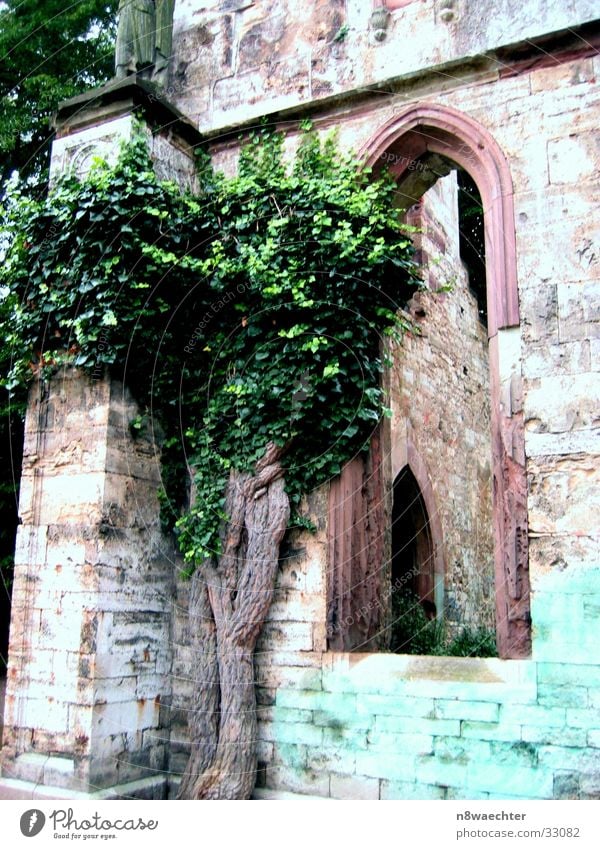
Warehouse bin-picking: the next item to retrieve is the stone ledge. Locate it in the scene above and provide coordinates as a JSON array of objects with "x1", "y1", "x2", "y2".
[
  {"x1": 252, "y1": 787, "x2": 334, "y2": 801},
  {"x1": 54, "y1": 76, "x2": 204, "y2": 149},
  {"x1": 0, "y1": 775, "x2": 166, "y2": 801}
]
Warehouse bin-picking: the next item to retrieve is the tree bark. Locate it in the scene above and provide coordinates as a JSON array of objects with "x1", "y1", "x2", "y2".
[{"x1": 177, "y1": 443, "x2": 290, "y2": 800}]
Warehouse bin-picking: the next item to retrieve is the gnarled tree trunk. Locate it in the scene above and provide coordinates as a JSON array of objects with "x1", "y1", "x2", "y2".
[{"x1": 177, "y1": 443, "x2": 289, "y2": 799}]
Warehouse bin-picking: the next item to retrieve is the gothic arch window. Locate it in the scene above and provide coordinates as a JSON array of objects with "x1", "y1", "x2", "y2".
[
  {"x1": 391, "y1": 459, "x2": 444, "y2": 618},
  {"x1": 366, "y1": 103, "x2": 529, "y2": 658},
  {"x1": 326, "y1": 103, "x2": 530, "y2": 660}
]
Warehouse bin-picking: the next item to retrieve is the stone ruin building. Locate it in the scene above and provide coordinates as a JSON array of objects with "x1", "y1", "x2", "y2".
[{"x1": 0, "y1": 0, "x2": 599, "y2": 801}]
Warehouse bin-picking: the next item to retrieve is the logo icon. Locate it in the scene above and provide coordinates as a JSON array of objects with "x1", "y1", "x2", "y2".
[{"x1": 19, "y1": 810, "x2": 46, "y2": 837}]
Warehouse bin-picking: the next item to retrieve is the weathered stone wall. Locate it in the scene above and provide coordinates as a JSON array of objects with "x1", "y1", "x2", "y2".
[
  {"x1": 169, "y1": 0, "x2": 598, "y2": 131},
  {"x1": 1, "y1": 372, "x2": 176, "y2": 799},
  {"x1": 253, "y1": 653, "x2": 600, "y2": 800},
  {"x1": 167, "y1": 21, "x2": 600, "y2": 798},
  {"x1": 2, "y1": 0, "x2": 599, "y2": 802}
]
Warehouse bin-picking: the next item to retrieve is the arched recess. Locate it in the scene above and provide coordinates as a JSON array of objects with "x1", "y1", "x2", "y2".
[
  {"x1": 391, "y1": 442, "x2": 445, "y2": 619},
  {"x1": 360, "y1": 102, "x2": 530, "y2": 658}
]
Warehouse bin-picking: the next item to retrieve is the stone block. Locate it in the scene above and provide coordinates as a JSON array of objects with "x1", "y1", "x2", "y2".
[
  {"x1": 271, "y1": 742, "x2": 307, "y2": 770},
  {"x1": 447, "y1": 787, "x2": 491, "y2": 799},
  {"x1": 548, "y1": 132, "x2": 600, "y2": 185},
  {"x1": 553, "y1": 771, "x2": 582, "y2": 799},
  {"x1": 312, "y1": 621, "x2": 328, "y2": 652},
  {"x1": 312, "y1": 707, "x2": 372, "y2": 730},
  {"x1": 522, "y1": 340, "x2": 591, "y2": 379},
  {"x1": 538, "y1": 663, "x2": 600, "y2": 688},
  {"x1": 519, "y1": 283, "x2": 558, "y2": 345},
  {"x1": 538, "y1": 745, "x2": 600, "y2": 772},
  {"x1": 330, "y1": 773, "x2": 379, "y2": 800},
  {"x1": 18, "y1": 473, "x2": 105, "y2": 526},
  {"x1": 516, "y1": 191, "x2": 600, "y2": 290},
  {"x1": 355, "y1": 751, "x2": 415, "y2": 782},
  {"x1": 322, "y1": 725, "x2": 368, "y2": 748},
  {"x1": 466, "y1": 762, "x2": 553, "y2": 798},
  {"x1": 212, "y1": 58, "x2": 310, "y2": 123},
  {"x1": 324, "y1": 655, "x2": 536, "y2": 701},
  {"x1": 522, "y1": 725, "x2": 587, "y2": 747},
  {"x1": 256, "y1": 740, "x2": 274, "y2": 763},
  {"x1": 269, "y1": 721, "x2": 323, "y2": 747},
  {"x1": 527, "y1": 428, "x2": 600, "y2": 461},
  {"x1": 532, "y1": 604, "x2": 599, "y2": 666},
  {"x1": 267, "y1": 592, "x2": 324, "y2": 624},
  {"x1": 461, "y1": 721, "x2": 523, "y2": 742},
  {"x1": 489, "y1": 740, "x2": 538, "y2": 767},
  {"x1": 275, "y1": 689, "x2": 346, "y2": 712},
  {"x1": 579, "y1": 771, "x2": 600, "y2": 798},
  {"x1": 375, "y1": 715, "x2": 460, "y2": 737},
  {"x1": 255, "y1": 651, "x2": 323, "y2": 670},
  {"x1": 557, "y1": 280, "x2": 600, "y2": 341},
  {"x1": 255, "y1": 663, "x2": 322, "y2": 691},
  {"x1": 380, "y1": 779, "x2": 446, "y2": 800},
  {"x1": 434, "y1": 699, "x2": 499, "y2": 722},
  {"x1": 135, "y1": 673, "x2": 169, "y2": 701},
  {"x1": 7, "y1": 753, "x2": 47, "y2": 784},
  {"x1": 524, "y1": 373, "x2": 599, "y2": 434},
  {"x1": 415, "y1": 755, "x2": 468, "y2": 789},
  {"x1": 367, "y1": 731, "x2": 434, "y2": 755},
  {"x1": 306, "y1": 745, "x2": 357, "y2": 777},
  {"x1": 500, "y1": 704, "x2": 566, "y2": 727},
  {"x1": 257, "y1": 621, "x2": 314, "y2": 652},
  {"x1": 265, "y1": 765, "x2": 330, "y2": 798},
  {"x1": 356, "y1": 694, "x2": 435, "y2": 718},
  {"x1": 259, "y1": 706, "x2": 313, "y2": 725},
  {"x1": 92, "y1": 699, "x2": 160, "y2": 737},
  {"x1": 18, "y1": 697, "x2": 69, "y2": 734},
  {"x1": 530, "y1": 59, "x2": 596, "y2": 93},
  {"x1": 529, "y1": 548, "x2": 600, "y2": 592},
  {"x1": 527, "y1": 456, "x2": 600, "y2": 535},
  {"x1": 50, "y1": 115, "x2": 134, "y2": 181},
  {"x1": 565, "y1": 708, "x2": 600, "y2": 729},
  {"x1": 42, "y1": 756, "x2": 79, "y2": 791},
  {"x1": 433, "y1": 734, "x2": 491, "y2": 762},
  {"x1": 537, "y1": 684, "x2": 588, "y2": 708}
]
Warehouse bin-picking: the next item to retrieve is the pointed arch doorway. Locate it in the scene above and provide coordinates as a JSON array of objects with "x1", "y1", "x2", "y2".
[{"x1": 363, "y1": 103, "x2": 530, "y2": 658}]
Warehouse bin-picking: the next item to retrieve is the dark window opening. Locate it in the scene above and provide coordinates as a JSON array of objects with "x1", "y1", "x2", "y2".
[
  {"x1": 391, "y1": 467, "x2": 435, "y2": 613},
  {"x1": 457, "y1": 168, "x2": 487, "y2": 327},
  {"x1": 390, "y1": 466, "x2": 440, "y2": 654}
]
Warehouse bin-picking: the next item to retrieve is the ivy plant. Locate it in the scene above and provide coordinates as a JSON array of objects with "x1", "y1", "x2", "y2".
[{"x1": 0, "y1": 123, "x2": 420, "y2": 568}]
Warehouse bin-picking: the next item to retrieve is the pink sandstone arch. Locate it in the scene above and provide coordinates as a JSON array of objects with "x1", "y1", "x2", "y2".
[
  {"x1": 360, "y1": 102, "x2": 530, "y2": 658},
  {"x1": 359, "y1": 102, "x2": 519, "y2": 337}
]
